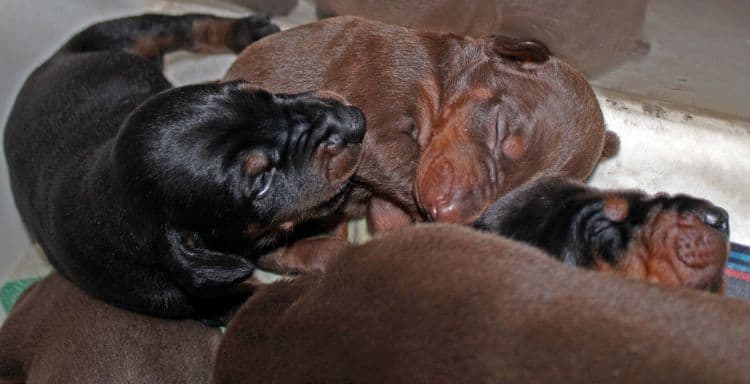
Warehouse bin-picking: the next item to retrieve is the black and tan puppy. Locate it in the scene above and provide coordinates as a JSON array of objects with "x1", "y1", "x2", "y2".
[
  {"x1": 474, "y1": 177, "x2": 730, "y2": 291},
  {"x1": 214, "y1": 225, "x2": 750, "y2": 384},
  {"x1": 3, "y1": 14, "x2": 366, "y2": 323},
  {"x1": 0, "y1": 274, "x2": 221, "y2": 383}
]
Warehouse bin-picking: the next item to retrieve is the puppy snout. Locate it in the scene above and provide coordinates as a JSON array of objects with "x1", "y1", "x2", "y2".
[
  {"x1": 687, "y1": 203, "x2": 730, "y2": 235},
  {"x1": 419, "y1": 164, "x2": 488, "y2": 224}
]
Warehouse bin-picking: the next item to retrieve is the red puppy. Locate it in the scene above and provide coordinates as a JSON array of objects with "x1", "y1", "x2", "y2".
[
  {"x1": 0, "y1": 274, "x2": 220, "y2": 383},
  {"x1": 214, "y1": 225, "x2": 750, "y2": 383},
  {"x1": 225, "y1": 16, "x2": 616, "y2": 233}
]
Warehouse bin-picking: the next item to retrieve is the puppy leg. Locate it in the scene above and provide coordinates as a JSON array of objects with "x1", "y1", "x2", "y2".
[
  {"x1": 61, "y1": 13, "x2": 279, "y2": 66},
  {"x1": 166, "y1": 229, "x2": 255, "y2": 298}
]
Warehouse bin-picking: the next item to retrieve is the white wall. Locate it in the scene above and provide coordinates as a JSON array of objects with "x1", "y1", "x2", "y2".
[{"x1": 0, "y1": 0, "x2": 157, "y2": 279}]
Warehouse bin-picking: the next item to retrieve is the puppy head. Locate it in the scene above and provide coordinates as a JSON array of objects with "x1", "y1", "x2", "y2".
[
  {"x1": 476, "y1": 177, "x2": 729, "y2": 291},
  {"x1": 114, "y1": 82, "x2": 365, "y2": 250},
  {"x1": 415, "y1": 36, "x2": 610, "y2": 224}
]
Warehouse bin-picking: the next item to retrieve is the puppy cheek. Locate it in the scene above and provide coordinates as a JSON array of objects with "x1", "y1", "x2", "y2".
[{"x1": 613, "y1": 212, "x2": 729, "y2": 290}]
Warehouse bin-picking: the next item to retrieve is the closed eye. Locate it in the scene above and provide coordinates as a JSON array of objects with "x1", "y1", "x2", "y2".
[
  {"x1": 591, "y1": 219, "x2": 615, "y2": 236},
  {"x1": 588, "y1": 218, "x2": 625, "y2": 263},
  {"x1": 255, "y1": 168, "x2": 276, "y2": 199}
]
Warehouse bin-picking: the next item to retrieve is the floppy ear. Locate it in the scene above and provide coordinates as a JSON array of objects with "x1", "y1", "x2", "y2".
[
  {"x1": 166, "y1": 228, "x2": 255, "y2": 297},
  {"x1": 600, "y1": 130, "x2": 620, "y2": 160},
  {"x1": 489, "y1": 35, "x2": 550, "y2": 63}
]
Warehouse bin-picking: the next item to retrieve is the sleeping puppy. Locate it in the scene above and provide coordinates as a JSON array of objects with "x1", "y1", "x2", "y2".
[
  {"x1": 224, "y1": 16, "x2": 617, "y2": 232},
  {"x1": 3, "y1": 14, "x2": 366, "y2": 323},
  {"x1": 214, "y1": 225, "x2": 750, "y2": 384},
  {"x1": 474, "y1": 177, "x2": 730, "y2": 291},
  {"x1": 0, "y1": 274, "x2": 221, "y2": 384}
]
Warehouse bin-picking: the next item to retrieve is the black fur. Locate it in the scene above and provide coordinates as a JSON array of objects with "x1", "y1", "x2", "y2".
[
  {"x1": 4, "y1": 14, "x2": 366, "y2": 324},
  {"x1": 473, "y1": 177, "x2": 729, "y2": 268}
]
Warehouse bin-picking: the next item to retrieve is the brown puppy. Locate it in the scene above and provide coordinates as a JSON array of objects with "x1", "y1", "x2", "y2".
[
  {"x1": 214, "y1": 225, "x2": 750, "y2": 384},
  {"x1": 225, "y1": 16, "x2": 615, "y2": 231},
  {"x1": 0, "y1": 274, "x2": 220, "y2": 383},
  {"x1": 474, "y1": 177, "x2": 730, "y2": 291}
]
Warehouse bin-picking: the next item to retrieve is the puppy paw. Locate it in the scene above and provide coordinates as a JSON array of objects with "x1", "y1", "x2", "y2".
[{"x1": 228, "y1": 16, "x2": 281, "y2": 52}]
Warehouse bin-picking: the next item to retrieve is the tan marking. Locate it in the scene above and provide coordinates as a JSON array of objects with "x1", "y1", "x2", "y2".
[
  {"x1": 279, "y1": 221, "x2": 295, "y2": 231},
  {"x1": 501, "y1": 132, "x2": 526, "y2": 160},
  {"x1": 130, "y1": 34, "x2": 177, "y2": 60},
  {"x1": 602, "y1": 196, "x2": 629, "y2": 222},
  {"x1": 615, "y1": 210, "x2": 728, "y2": 291},
  {"x1": 191, "y1": 19, "x2": 235, "y2": 53},
  {"x1": 244, "y1": 152, "x2": 269, "y2": 176}
]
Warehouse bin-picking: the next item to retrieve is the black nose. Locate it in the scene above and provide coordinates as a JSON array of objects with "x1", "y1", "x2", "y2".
[
  {"x1": 689, "y1": 203, "x2": 730, "y2": 235},
  {"x1": 337, "y1": 106, "x2": 366, "y2": 144}
]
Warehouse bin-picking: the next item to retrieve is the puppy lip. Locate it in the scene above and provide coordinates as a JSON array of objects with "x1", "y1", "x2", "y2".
[{"x1": 423, "y1": 198, "x2": 486, "y2": 224}]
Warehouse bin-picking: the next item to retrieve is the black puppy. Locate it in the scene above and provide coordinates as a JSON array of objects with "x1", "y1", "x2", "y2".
[
  {"x1": 474, "y1": 177, "x2": 730, "y2": 291},
  {"x1": 4, "y1": 14, "x2": 366, "y2": 323}
]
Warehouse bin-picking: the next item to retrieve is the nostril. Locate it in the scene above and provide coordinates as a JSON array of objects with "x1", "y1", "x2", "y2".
[
  {"x1": 324, "y1": 133, "x2": 344, "y2": 155},
  {"x1": 326, "y1": 133, "x2": 343, "y2": 147}
]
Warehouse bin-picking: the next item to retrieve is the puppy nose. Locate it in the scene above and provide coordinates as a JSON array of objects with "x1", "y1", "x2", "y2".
[
  {"x1": 338, "y1": 106, "x2": 367, "y2": 144},
  {"x1": 689, "y1": 204, "x2": 730, "y2": 235},
  {"x1": 323, "y1": 106, "x2": 366, "y2": 149}
]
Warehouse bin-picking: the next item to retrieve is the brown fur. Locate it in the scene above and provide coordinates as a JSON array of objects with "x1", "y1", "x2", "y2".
[
  {"x1": 224, "y1": 16, "x2": 612, "y2": 229},
  {"x1": 214, "y1": 225, "x2": 750, "y2": 383},
  {"x1": 0, "y1": 274, "x2": 220, "y2": 383}
]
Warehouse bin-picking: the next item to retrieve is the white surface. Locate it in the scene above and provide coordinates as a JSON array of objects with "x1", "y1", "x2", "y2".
[
  {"x1": 589, "y1": 91, "x2": 750, "y2": 244},
  {"x1": 0, "y1": 0, "x2": 155, "y2": 281},
  {"x1": 1, "y1": 1, "x2": 748, "y2": 282}
]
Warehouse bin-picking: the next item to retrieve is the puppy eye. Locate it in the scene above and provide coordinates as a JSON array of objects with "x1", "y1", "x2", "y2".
[
  {"x1": 409, "y1": 120, "x2": 419, "y2": 140},
  {"x1": 255, "y1": 168, "x2": 275, "y2": 199},
  {"x1": 589, "y1": 219, "x2": 624, "y2": 263}
]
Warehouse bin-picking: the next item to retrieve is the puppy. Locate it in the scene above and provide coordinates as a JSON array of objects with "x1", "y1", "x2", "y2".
[
  {"x1": 474, "y1": 177, "x2": 730, "y2": 291},
  {"x1": 0, "y1": 274, "x2": 220, "y2": 384},
  {"x1": 225, "y1": 16, "x2": 617, "y2": 232},
  {"x1": 214, "y1": 225, "x2": 750, "y2": 383},
  {"x1": 3, "y1": 14, "x2": 366, "y2": 323}
]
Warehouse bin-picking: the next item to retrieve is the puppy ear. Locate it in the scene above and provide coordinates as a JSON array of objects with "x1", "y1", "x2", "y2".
[
  {"x1": 600, "y1": 131, "x2": 620, "y2": 160},
  {"x1": 166, "y1": 229, "x2": 255, "y2": 297},
  {"x1": 489, "y1": 35, "x2": 550, "y2": 63}
]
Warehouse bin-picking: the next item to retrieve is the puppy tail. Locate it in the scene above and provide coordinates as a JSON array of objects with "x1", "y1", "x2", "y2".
[{"x1": 600, "y1": 130, "x2": 620, "y2": 160}]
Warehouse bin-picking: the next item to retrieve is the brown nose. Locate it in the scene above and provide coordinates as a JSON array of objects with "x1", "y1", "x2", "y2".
[{"x1": 420, "y1": 168, "x2": 488, "y2": 224}]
